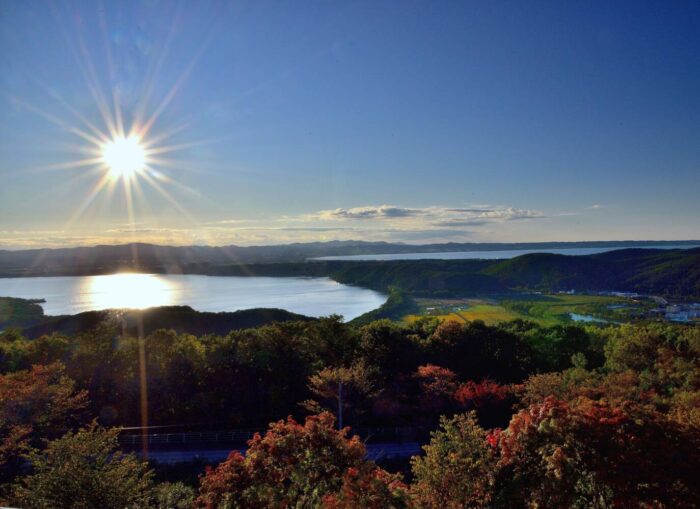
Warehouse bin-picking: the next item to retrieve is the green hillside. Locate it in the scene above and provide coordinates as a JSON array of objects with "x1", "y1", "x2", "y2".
[{"x1": 485, "y1": 248, "x2": 700, "y2": 297}]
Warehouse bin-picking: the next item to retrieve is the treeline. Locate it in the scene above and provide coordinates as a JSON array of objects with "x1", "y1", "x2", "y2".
[
  {"x1": 1, "y1": 316, "x2": 539, "y2": 429},
  {"x1": 1, "y1": 317, "x2": 692, "y2": 430},
  {"x1": 1, "y1": 318, "x2": 699, "y2": 507}
]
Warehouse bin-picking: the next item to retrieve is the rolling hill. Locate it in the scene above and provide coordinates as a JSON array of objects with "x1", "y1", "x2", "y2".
[
  {"x1": 484, "y1": 248, "x2": 700, "y2": 297},
  {"x1": 0, "y1": 300, "x2": 312, "y2": 338}
]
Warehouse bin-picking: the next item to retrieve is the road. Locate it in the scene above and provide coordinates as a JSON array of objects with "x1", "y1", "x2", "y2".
[{"x1": 135, "y1": 442, "x2": 422, "y2": 465}]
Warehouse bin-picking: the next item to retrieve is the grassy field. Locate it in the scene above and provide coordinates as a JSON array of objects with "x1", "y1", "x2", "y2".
[
  {"x1": 404, "y1": 294, "x2": 630, "y2": 326},
  {"x1": 403, "y1": 298, "x2": 522, "y2": 326},
  {"x1": 457, "y1": 304, "x2": 522, "y2": 323}
]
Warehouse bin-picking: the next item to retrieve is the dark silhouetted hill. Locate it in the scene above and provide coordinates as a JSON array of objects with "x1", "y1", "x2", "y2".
[
  {"x1": 17, "y1": 306, "x2": 313, "y2": 338},
  {"x1": 0, "y1": 296, "x2": 46, "y2": 329}
]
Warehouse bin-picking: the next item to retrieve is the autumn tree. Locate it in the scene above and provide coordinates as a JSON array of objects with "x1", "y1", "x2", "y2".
[
  {"x1": 454, "y1": 379, "x2": 515, "y2": 428},
  {"x1": 196, "y1": 412, "x2": 409, "y2": 509},
  {"x1": 323, "y1": 467, "x2": 412, "y2": 509},
  {"x1": 414, "y1": 364, "x2": 458, "y2": 415},
  {"x1": 489, "y1": 396, "x2": 700, "y2": 508},
  {"x1": 0, "y1": 362, "x2": 87, "y2": 484}
]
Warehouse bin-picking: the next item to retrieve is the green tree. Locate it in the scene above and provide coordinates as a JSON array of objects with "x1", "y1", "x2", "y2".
[
  {"x1": 427, "y1": 320, "x2": 532, "y2": 382},
  {"x1": 153, "y1": 482, "x2": 196, "y2": 509},
  {"x1": 13, "y1": 424, "x2": 155, "y2": 509},
  {"x1": 302, "y1": 361, "x2": 380, "y2": 426},
  {"x1": 357, "y1": 319, "x2": 421, "y2": 379},
  {"x1": 411, "y1": 412, "x2": 496, "y2": 509}
]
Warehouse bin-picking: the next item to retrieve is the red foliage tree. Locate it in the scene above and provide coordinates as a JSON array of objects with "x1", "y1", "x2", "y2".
[
  {"x1": 322, "y1": 466, "x2": 410, "y2": 509},
  {"x1": 196, "y1": 412, "x2": 409, "y2": 509},
  {"x1": 488, "y1": 396, "x2": 700, "y2": 508},
  {"x1": 0, "y1": 362, "x2": 87, "y2": 484},
  {"x1": 454, "y1": 379, "x2": 510, "y2": 408},
  {"x1": 415, "y1": 364, "x2": 458, "y2": 415},
  {"x1": 455, "y1": 379, "x2": 514, "y2": 429},
  {"x1": 416, "y1": 364, "x2": 458, "y2": 398}
]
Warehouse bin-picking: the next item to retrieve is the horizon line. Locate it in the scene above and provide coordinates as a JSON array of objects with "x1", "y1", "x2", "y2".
[{"x1": 1, "y1": 239, "x2": 699, "y2": 253}]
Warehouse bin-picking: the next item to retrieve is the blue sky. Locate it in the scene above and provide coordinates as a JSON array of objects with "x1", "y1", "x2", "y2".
[{"x1": 1, "y1": 0, "x2": 699, "y2": 248}]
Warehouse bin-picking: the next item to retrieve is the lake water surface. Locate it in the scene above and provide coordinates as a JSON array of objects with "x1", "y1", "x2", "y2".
[{"x1": 0, "y1": 274, "x2": 387, "y2": 320}]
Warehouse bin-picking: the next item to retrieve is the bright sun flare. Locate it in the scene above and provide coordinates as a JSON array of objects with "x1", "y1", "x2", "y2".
[
  {"x1": 101, "y1": 135, "x2": 146, "y2": 179},
  {"x1": 87, "y1": 273, "x2": 173, "y2": 309}
]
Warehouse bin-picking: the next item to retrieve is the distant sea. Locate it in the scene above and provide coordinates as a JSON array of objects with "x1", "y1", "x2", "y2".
[{"x1": 312, "y1": 244, "x2": 699, "y2": 261}]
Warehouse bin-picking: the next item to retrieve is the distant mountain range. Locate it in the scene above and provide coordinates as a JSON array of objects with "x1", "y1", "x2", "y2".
[{"x1": 0, "y1": 240, "x2": 698, "y2": 276}]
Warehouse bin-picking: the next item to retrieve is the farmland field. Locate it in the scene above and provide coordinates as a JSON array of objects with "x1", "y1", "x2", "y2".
[{"x1": 404, "y1": 294, "x2": 632, "y2": 326}]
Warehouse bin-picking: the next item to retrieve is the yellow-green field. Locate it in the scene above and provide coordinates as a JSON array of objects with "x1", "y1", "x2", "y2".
[
  {"x1": 404, "y1": 294, "x2": 630, "y2": 326},
  {"x1": 404, "y1": 304, "x2": 522, "y2": 326}
]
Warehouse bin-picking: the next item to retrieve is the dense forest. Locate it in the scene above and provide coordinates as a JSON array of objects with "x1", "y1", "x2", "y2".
[{"x1": 1, "y1": 313, "x2": 699, "y2": 507}]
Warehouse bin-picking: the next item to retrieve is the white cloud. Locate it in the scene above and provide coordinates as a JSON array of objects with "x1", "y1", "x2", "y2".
[
  {"x1": 307, "y1": 205, "x2": 428, "y2": 220},
  {"x1": 0, "y1": 204, "x2": 546, "y2": 248},
  {"x1": 305, "y1": 204, "x2": 544, "y2": 226}
]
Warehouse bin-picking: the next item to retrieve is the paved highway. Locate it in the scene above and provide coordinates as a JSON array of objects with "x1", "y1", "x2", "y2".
[{"x1": 135, "y1": 442, "x2": 422, "y2": 465}]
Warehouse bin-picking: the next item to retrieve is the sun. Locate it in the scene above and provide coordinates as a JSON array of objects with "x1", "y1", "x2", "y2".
[{"x1": 101, "y1": 135, "x2": 146, "y2": 179}]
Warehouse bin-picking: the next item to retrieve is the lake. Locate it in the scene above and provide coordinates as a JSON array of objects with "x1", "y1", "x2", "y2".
[
  {"x1": 0, "y1": 274, "x2": 387, "y2": 321},
  {"x1": 312, "y1": 245, "x2": 699, "y2": 261}
]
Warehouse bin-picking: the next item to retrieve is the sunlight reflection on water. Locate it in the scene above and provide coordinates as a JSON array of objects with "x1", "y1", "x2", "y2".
[{"x1": 85, "y1": 273, "x2": 174, "y2": 310}]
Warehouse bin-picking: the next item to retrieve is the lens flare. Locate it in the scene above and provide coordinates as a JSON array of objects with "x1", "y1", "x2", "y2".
[{"x1": 101, "y1": 135, "x2": 146, "y2": 179}]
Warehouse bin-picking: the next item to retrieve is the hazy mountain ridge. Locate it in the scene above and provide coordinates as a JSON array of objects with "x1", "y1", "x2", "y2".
[{"x1": 1, "y1": 240, "x2": 698, "y2": 275}]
